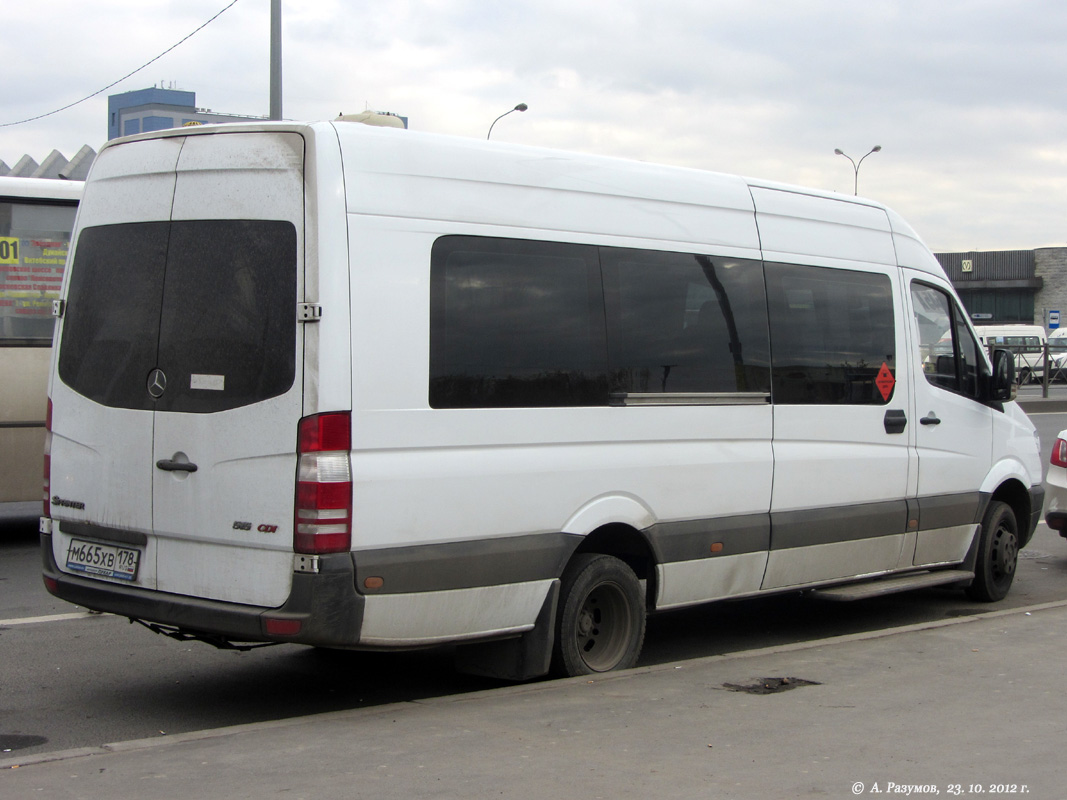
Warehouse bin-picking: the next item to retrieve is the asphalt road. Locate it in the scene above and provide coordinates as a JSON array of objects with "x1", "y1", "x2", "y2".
[{"x1": 2, "y1": 410, "x2": 1066, "y2": 762}]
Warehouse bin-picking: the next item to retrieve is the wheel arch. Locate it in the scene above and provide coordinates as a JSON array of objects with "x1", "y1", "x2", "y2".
[
  {"x1": 987, "y1": 477, "x2": 1035, "y2": 547},
  {"x1": 570, "y1": 523, "x2": 659, "y2": 610}
]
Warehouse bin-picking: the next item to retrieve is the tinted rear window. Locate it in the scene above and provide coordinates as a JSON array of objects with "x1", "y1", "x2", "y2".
[{"x1": 59, "y1": 220, "x2": 297, "y2": 412}]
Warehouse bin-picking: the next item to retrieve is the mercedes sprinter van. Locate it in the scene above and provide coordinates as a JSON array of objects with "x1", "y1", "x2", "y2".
[{"x1": 41, "y1": 122, "x2": 1042, "y2": 679}]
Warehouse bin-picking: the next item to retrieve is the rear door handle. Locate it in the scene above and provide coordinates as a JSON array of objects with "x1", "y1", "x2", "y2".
[
  {"x1": 920, "y1": 413, "x2": 941, "y2": 426},
  {"x1": 156, "y1": 459, "x2": 198, "y2": 473}
]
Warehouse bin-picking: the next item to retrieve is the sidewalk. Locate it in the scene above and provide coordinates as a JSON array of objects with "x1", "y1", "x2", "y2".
[{"x1": 3, "y1": 601, "x2": 1064, "y2": 799}]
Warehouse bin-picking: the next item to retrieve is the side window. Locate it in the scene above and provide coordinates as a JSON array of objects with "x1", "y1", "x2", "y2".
[
  {"x1": 429, "y1": 237, "x2": 608, "y2": 408},
  {"x1": 601, "y1": 249, "x2": 770, "y2": 394},
  {"x1": 0, "y1": 200, "x2": 78, "y2": 342},
  {"x1": 765, "y1": 263, "x2": 896, "y2": 404},
  {"x1": 428, "y1": 237, "x2": 773, "y2": 408},
  {"x1": 910, "y1": 282, "x2": 981, "y2": 398},
  {"x1": 954, "y1": 311, "x2": 981, "y2": 397}
]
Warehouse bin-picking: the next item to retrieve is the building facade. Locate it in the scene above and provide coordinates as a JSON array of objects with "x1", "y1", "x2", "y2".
[
  {"x1": 108, "y1": 86, "x2": 265, "y2": 140},
  {"x1": 934, "y1": 248, "x2": 1067, "y2": 330}
]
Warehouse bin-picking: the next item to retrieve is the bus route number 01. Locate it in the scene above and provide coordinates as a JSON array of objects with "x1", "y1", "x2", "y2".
[{"x1": 0, "y1": 237, "x2": 19, "y2": 265}]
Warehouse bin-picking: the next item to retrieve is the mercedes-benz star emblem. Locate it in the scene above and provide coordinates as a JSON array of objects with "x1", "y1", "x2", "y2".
[{"x1": 147, "y1": 368, "x2": 168, "y2": 399}]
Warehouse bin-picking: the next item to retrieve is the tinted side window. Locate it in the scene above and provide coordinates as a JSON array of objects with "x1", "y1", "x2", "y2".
[
  {"x1": 59, "y1": 220, "x2": 297, "y2": 412},
  {"x1": 430, "y1": 237, "x2": 608, "y2": 408},
  {"x1": 602, "y1": 249, "x2": 770, "y2": 394},
  {"x1": 58, "y1": 223, "x2": 169, "y2": 410},
  {"x1": 766, "y1": 263, "x2": 896, "y2": 404}
]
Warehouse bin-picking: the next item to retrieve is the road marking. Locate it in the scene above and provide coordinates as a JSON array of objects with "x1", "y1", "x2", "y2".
[{"x1": 0, "y1": 611, "x2": 106, "y2": 627}]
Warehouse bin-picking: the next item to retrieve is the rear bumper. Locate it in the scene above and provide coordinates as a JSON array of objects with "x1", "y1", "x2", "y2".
[
  {"x1": 40, "y1": 532, "x2": 366, "y2": 647},
  {"x1": 1045, "y1": 510, "x2": 1067, "y2": 538}
]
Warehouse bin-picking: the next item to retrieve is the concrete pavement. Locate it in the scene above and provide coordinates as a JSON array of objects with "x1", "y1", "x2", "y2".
[{"x1": 3, "y1": 599, "x2": 1064, "y2": 799}]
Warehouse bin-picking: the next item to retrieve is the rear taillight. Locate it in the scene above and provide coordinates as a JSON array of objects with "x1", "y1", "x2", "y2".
[
  {"x1": 42, "y1": 398, "x2": 52, "y2": 519},
  {"x1": 294, "y1": 412, "x2": 352, "y2": 554},
  {"x1": 1052, "y1": 438, "x2": 1067, "y2": 469}
]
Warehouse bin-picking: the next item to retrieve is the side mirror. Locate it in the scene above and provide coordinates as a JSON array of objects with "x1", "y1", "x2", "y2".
[{"x1": 990, "y1": 348, "x2": 1015, "y2": 402}]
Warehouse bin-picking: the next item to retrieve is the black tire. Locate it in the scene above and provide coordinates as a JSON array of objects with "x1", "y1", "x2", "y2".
[
  {"x1": 966, "y1": 500, "x2": 1020, "y2": 602},
  {"x1": 1017, "y1": 367, "x2": 1031, "y2": 385},
  {"x1": 552, "y1": 553, "x2": 646, "y2": 677}
]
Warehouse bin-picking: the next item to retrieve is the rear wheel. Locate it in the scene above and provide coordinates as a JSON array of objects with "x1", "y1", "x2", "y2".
[
  {"x1": 966, "y1": 500, "x2": 1019, "y2": 602},
  {"x1": 552, "y1": 554, "x2": 645, "y2": 676}
]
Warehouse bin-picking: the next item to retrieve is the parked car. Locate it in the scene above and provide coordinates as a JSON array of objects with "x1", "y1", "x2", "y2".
[{"x1": 1045, "y1": 430, "x2": 1067, "y2": 539}]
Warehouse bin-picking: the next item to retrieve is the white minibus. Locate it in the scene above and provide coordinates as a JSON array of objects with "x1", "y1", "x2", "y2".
[
  {"x1": 41, "y1": 122, "x2": 1042, "y2": 679},
  {"x1": 974, "y1": 324, "x2": 1051, "y2": 384},
  {"x1": 0, "y1": 176, "x2": 81, "y2": 511}
]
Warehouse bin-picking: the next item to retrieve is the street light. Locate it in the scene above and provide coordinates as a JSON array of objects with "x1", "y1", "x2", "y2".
[
  {"x1": 834, "y1": 145, "x2": 882, "y2": 195},
  {"x1": 487, "y1": 103, "x2": 528, "y2": 139}
]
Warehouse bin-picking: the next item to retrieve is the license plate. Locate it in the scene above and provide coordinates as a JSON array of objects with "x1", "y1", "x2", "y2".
[{"x1": 66, "y1": 538, "x2": 140, "y2": 581}]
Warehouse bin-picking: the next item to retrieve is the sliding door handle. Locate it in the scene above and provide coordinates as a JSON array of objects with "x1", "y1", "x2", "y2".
[{"x1": 156, "y1": 459, "x2": 198, "y2": 473}]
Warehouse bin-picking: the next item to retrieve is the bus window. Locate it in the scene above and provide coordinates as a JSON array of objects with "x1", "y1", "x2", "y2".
[{"x1": 0, "y1": 177, "x2": 81, "y2": 508}]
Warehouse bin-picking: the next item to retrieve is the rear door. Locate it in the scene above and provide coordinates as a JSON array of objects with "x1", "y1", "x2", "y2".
[
  {"x1": 51, "y1": 137, "x2": 184, "y2": 590},
  {"x1": 151, "y1": 132, "x2": 305, "y2": 607},
  {"x1": 51, "y1": 131, "x2": 305, "y2": 607}
]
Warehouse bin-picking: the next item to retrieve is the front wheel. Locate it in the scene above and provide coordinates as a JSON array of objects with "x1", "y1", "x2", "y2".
[
  {"x1": 552, "y1": 554, "x2": 646, "y2": 677},
  {"x1": 966, "y1": 500, "x2": 1019, "y2": 602}
]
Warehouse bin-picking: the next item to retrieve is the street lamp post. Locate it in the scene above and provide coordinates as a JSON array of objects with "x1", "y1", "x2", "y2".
[
  {"x1": 269, "y1": 0, "x2": 282, "y2": 120},
  {"x1": 487, "y1": 103, "x2": 528, "y2": 139},
  {"x1": 834, "y1": 145, "x2": 882, "y2": 195}
]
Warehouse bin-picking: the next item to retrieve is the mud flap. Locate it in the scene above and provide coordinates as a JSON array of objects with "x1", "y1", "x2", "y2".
[{"x1": 454, "y1": 580, "x2": 559, "y2": 681}]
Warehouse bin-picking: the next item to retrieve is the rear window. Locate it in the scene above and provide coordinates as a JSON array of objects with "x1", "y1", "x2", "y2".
[{"x1": 59, "y1": 220, "x2": 297, "y2": 412}]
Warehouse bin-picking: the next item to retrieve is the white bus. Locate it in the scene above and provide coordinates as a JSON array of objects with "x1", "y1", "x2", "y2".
[{"x1": 0, "y1": 176, "x2": 81, "y2": 512}]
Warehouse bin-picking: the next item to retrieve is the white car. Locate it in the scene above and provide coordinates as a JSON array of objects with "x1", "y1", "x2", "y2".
[{"x1": 1045, "y1": 430, "x2": 1067, "y2": 538}]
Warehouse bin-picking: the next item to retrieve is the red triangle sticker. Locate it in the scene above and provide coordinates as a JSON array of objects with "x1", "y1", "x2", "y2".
[{"x1": 875, "y1": 362, "x2": 895, "y2": 402}]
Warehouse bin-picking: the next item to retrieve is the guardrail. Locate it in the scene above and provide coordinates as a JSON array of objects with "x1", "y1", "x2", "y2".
[{"x1": 988, "y1": 342, "x2": 1067, "y2": 398}]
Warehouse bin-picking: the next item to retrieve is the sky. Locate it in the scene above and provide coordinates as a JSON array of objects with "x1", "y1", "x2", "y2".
[{"x1": 2, "y1": 0, "x2": 1065, "y2": 253}]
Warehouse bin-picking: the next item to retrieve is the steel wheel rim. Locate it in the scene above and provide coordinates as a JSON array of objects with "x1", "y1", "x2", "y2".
[
  {"x1": 573, "y1": 580, "x2": 632, "y2": 672},
  {"x1": 991, "y1": 522, "x2": 1018, "y2": 583}
]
